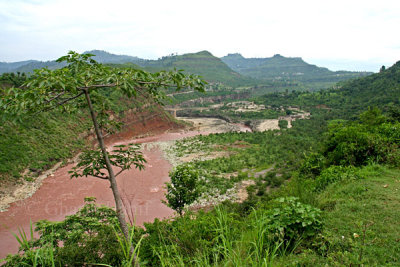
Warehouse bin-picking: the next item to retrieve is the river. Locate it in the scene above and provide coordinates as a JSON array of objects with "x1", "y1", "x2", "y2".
[{"x1": 0, "y1": 117, "x2": 251, "y2": 259}]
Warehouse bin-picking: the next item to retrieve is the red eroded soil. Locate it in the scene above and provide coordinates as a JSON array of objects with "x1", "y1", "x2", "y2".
[
  {"x1": 0, "y1": 110, "x2": 184, "y2": 259},
  {"x1": 0, "y1": 145, "x2": 174, "y2": 259}
]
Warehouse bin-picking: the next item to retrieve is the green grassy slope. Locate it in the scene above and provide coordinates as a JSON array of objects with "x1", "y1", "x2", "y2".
[
  {"x1": 139, "y1": 51, "x2": 260, "y2": 87},
  {"x1": 278, "y1": 165, "x2": 400, "y2": 266},
  {"x1": 0, "y1": 112, "x2": 91, "y2": 179},
  {"x1": 319, "y1": 166, "x2": 400, "y2": 265}
]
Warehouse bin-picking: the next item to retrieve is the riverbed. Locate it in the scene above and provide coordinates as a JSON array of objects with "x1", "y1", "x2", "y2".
[{"x1": 0, "y1": 117, "x2": 251, "y2": 259}]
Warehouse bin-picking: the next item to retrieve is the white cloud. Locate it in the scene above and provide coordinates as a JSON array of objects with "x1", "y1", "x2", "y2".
[{"x1": 0, "y1": 0, "x2": 399, "y2": 71}]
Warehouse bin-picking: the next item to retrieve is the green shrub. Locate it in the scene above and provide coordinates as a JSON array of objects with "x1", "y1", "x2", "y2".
[
  {"x1": 4, "y1": 198, "x2": 146, "y2": 266},
  {"x1": 265, "y1": 197, "x2": 322, "y2": 242},
  {"x1": 322, "y1": 111, "x2": 399, "y2": 167},
  {"x1": 376, "y1": 122, "x2": 400, "y2": 166},
  {"x1": 299, "y1": 152, "x2": 326, "y2": 177},
  {"x1": 323, "y1": 124, "x2": 378, "y2": 166},
  {"x1": 278, "y1": 119, "x2": 288, "y2": 129},
  {"x1": 314, "y1": 165, "x2": 362, "y2": 192}
]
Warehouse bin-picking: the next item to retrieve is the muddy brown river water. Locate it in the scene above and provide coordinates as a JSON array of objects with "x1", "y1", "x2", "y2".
[{"x1": 0, "y1": 118, "x2": 251, "y2": 259}]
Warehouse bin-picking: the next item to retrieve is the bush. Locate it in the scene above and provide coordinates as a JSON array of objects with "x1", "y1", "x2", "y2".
[
  {"x1": 3, "y1": 198, "x2": 139, "y2": 266},
  {"x1": 323, "y1": 124, "x2": 379, "y2": 166},
  {"x1": 265, "y1": 197, "x2": 322, "y2": 242},
  {"x1": 322, "y1": 110, "x2": 399, "y2": 167},
  {"x1": 299, "y1": 152, "x2": 326, "y2": 177},
  {"x1": 278, "y1": 119, "x2": 288, "y2": 129},
  {"x1": 314, "y1": 165, "x2": 362, "y2": 192}
]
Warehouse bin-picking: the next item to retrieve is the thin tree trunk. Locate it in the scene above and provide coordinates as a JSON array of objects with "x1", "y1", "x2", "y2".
[{"x1": 83, "y1": 89, "x2": 138, "y2": 266}]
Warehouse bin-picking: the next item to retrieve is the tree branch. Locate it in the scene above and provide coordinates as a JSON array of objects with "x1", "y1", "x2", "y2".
[
  {"x1": 55, "y1": 91, "x2": 85, "y2": 106},
  {"x1": 34, "y1": 91, "x2": 85, "y2": 114},
  {"x1": 33, "y1": 92, "x2": 84, "y2": 115},
  {"x1": 78, "y1": 83, "x2": 117, "y2": 90},
  {"x1": 90, "y1": 174, "x2": 109, "y2": 180},
  {"x1": 136, "y1": 81, "x2": 174, "y2": 85},
  {"x1": 45, "y1": 92, "x2": 65, "y2": 103},
  {"x1": 115, "y1": 169, "x2": 124, "y2": 177}
]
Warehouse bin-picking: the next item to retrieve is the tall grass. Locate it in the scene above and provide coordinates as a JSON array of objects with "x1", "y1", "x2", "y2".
[
  {"x1": 248, "y1": 209, "x2": 282, "y2": 266},
  {"x1": 3, "y1": 221, "x2": 57, "y2": 267},
  {"x1": 154, "y1": 206, "x2": 291, "y2": 266},
  {"x1": 113, "y1": 224, "x2": 143, "y2": 267}
]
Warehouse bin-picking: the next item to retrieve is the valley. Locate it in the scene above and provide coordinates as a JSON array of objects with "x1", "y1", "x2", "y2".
[
  {"x1": 0, "y1": 51, "x2": 399, "y2": 266},
  {"x1": 1, "y1": 0, "x2": 399, "y2": 264}
]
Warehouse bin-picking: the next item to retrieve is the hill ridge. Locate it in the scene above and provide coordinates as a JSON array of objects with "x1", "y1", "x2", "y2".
[
  {"x1": 1, "y1": 50, "x2": 374, "y2": 87},
  {"x1": 221, "y1": 53, "x2": 370, "y2": 83}
]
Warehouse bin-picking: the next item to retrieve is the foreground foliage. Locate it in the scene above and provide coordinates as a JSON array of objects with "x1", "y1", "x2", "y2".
[{"x1": 5, "y1": 167, "x2": 399, "y2": 266}]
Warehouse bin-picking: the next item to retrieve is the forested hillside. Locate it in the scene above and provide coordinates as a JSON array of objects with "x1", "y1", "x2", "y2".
[
  {"x1": 221, "y1": 53, "x2": 371, "y2": 83},
  {"x1": 256, "y1": 60, "x2": 400, "y2": 119},
  {"x1": 133, "y1": 51, "x2": 261, "y2": 86}
]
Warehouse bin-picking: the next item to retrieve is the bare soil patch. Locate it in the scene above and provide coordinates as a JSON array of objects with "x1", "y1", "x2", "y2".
[
  {"x1": 180, "y1": 151, "x2": 233, "y2": 163},
  {"x1": 237, "y1": 180, "x2": 256, "y2": 203},
  {"x1": 178, "y1": 117, "x2": 249, "y2": 133}
]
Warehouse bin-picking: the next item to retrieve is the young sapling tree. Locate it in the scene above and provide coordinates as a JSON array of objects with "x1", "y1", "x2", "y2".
[
  {"x1": 164, "y1": 164, "x2": 201, "y2": 216},
  {"x1": 0, "y1": 51, "x2": 206, "y2": 265}
]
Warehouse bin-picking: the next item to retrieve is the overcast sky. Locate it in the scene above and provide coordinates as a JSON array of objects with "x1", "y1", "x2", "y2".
[{"x1": 1, "y1": 0, "x2": 399, "y2": 71}]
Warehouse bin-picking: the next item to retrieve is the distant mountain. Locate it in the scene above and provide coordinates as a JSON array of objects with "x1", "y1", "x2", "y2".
[
  {"x1": 221, "y1": 53, "x2": 371, "y2": 83},
  {"x1": 13, "y1": 61, "x2": 66, "y2": 73},
  {"x1": 137, "y1": 51, "x2": 257, "y2": 86},
  {"x1": 84, "y1": 50, "x2": 144, "y2": 64},
  {"x1": 0, "y1": 50, "x2": 145, "y2": 74},
  {"x1": 1, "y1": 50, "x2": 373, "y2": 88},
  {"x1": 0, "y1": 60, "x2": 39, "y2": 73},
  {"x1": 0, "y1": 50, "x2": 256, "y2": 87}
]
